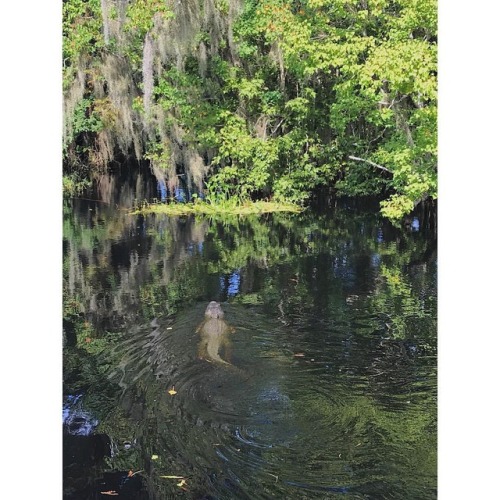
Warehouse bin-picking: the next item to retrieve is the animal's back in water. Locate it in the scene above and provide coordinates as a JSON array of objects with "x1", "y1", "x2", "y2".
[{"x1": 196, "y1": 301, "x2": 235, "y2": 367}]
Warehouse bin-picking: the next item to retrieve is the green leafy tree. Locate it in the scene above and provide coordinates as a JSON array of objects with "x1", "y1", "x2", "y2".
[{"x1": 63, "y1": 0, "x2": 437, "y2": 220}]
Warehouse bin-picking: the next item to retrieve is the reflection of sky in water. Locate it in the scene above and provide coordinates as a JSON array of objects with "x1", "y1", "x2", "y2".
[
  {"x1": 187, "y1": 242, "x2": 204, "y2": 256},
  {"x1": 220, "y1": 271, "x2": 241, "y2": 296},
  {"x1": 332, "y1": 256, "x2": 355, "y2": 286},
  {"x1": 377, "y1": 228, "x2": 384, "y2": 243},
  {"x1": 228, "y1": 271, "x2": 241, "y2": 296},
  {"x1": 411, "y1": 217, "x2": 420, "y2": 232},
  {"x1": 63, "y1": 394, "x2": 98, "y2": 436},
  {"x1": 371, "y1": 253, "x2": 381, "y2": 268}
]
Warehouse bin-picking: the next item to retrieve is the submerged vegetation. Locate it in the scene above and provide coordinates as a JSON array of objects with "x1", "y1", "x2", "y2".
[{"x1": 63, "y1": 0, "x2": 437, "y2": 220}]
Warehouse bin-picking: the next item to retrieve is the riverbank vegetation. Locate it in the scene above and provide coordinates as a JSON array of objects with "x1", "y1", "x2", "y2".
[
  {"x1": 131, "y1": 198, "x2": 303, "y2": 215},
  {"x1": 63, "y1": 0, "x2": 437, "y2": 220}
]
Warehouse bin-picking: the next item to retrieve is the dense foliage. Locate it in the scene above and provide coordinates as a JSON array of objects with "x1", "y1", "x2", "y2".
[{"x1": 63, "y1": 0, "x2": 437, "y2": 219}]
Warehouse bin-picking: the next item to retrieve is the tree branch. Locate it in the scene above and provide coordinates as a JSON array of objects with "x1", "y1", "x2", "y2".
[
  {"x1": 348, "y1": 156, "x2": 393, "y2": 174},
  {"x1": 270, "y1": 118, "x2": 285, "y2": 136}
]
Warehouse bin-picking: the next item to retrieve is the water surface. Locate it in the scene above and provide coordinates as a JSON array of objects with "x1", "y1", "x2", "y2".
[{"x1": 63, "y1": 174, "x2": 436, "y2": 499}]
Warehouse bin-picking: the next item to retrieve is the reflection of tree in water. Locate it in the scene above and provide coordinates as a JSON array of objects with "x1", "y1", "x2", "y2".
[
  {"x1": 64, "y1": 194, "x2": 436, "y2": 331},
  {"x1": 63, "y1": 195, "x2": 437, "y2": 498},
  {"x1": 64, "y1": 202, "x2": 210, "y2": 332}
]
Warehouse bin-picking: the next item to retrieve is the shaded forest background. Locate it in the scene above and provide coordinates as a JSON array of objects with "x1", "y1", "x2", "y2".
[{"x1": 63, "y1": 0, "x2": 437, "y2": 220}]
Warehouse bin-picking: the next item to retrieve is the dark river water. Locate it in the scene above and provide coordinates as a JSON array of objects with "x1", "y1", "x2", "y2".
[{"x1": 63, "y1": 169, "x2": 437, "y2": 499}]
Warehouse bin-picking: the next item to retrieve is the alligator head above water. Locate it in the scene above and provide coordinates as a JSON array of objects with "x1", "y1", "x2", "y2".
[{"x1": 196, "y1": 301, "x2": 235, "y2": 367}]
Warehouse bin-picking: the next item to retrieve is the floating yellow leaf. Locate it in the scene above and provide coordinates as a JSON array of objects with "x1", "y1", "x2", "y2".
[
  {"x1": 159, "y1": 475, "x2": 185, "y2": 479},
  {"x1": 168, "y1": 387, "x2": 177, "y2": 396},
  {"x1": 177, "y1": 479, "x2": 187, "y2": 488},
  {"x1": 151, "y1": 454, "x2": 159, "y2": 460}
]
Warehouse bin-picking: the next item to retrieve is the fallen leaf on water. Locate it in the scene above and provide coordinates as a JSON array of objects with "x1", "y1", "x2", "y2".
[
  {"x1": 266, "y1": 472, "x2": 279, "y2": 483},
  {"x1": 177, "y1": 479, "x2": 187, "y2": 488},
  {"x1": 151, "y1": 454, "x2": 159, "y2": 460},
  {"x1": 293, "y1": 353, "x2": 305, "y2": 357},
  {"x1": 100, "y1": 491, "x2": 119, "y2": 496},
  {"x1": 159, "y1": 475, "x2": 185, "y2": 479},
  {"x1": 127, "y1": 470, "x2": 133, "y2": 477},
  {"x1": 168, "y1": 387, "x2": 177, "y2": 396}
]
